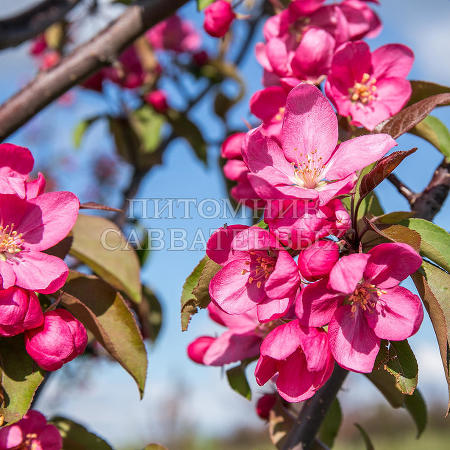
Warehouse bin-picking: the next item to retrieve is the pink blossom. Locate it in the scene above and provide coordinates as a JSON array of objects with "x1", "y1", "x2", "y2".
[
  {"x1": 297, "y1": 243, "x2": 423, "y2": 373},
  {"x1": 25, "y1": 309, "x2": 88, "y2": 371},
  {"x1": 221, "y1": 133, "x2": 246, "y2": 159},
  {"x1": 298, "y1": 240, "x2": 340, "y2": 281},
  {"x1": 338, "y1": 0, "x2": 382, "y2": 40},
  {"x1": 105, "y1": 46, "x2": 145, "y2": 89},
  {"x1": 145, "y1": 90, "x2": 169, "y2": 113},
  {"x1": 0, "y1": 410, "x2": 62, "y2": 450},
  {"x1": 255, "y1": 320, "x2": 334, "y2": 402},
  {"x1": 204, "y1": 1, "x2": 236, "y2": 38},
  {"x1": 0, "y1": 287, "x2": 43, "y2": 337},
  {"x1": 325, "y1": 41, "x2": 414, "y2": 130},
  {"x1": 256, "y1": 393, "x2": 277, "y2": 420},
  {"x1": 289, "y1": 0, "x2": 326, "y2": 16},
  {"x1": 0, "y1": 191, "x2": 79, "y2": 293},
  {"x1": 207, "y1": 225, "x2": 300, "y2": 322},
  {"x1": 243, "y1": 83, "x2": 397, "y2": 206},
  {"x1": 147, "y1": 15, "x2": 200, "y2": 53}
]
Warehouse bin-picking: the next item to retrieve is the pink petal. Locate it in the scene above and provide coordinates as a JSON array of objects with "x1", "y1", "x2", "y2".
[
  {"x1": 349, "y1": 99, "x2": 392, "y2": 130},
  {"x1": 281, "y1": 84, "x2": 338, "y2": 166},
  {"x1": 301, "y1": 327, "x2": 332, "y2": 373},
  {"x1": 36, "y1": 425, "x2": 63, "y2": 450},
  {"x1": 255, "y1": 355, "x2": 278, "y2": 385},
  {"x1": 328, "y1": 305, "x2": 380, "y2": 373},
  {"x1": 250, "y1": 86, "x2": 287, "y2": 122},
  {"x1": 328, "y1": 253, "x2": 370, "y2": 294},
  {"x1": 266, "y1": 38, "x2": 291, "y2": 77},
  {"x1": 364, "y1": 243, "x2": 422, "y2": 288},
  {"x1": 23, "y1": 291, "x2": 44, "y2": 331},
  {"x1": 265, "y1": 249, "x2": 300, "y2": 299},
  {"x1": 0, "y1": 260, "x2": 16, "y2": 289},
  {"x1": 255, "y1": 42, "x2": 273, "y2": 72},
  {"x1": 208, "y1": 302, "x2": 258, "y2": 331},
  {"x1": 0, "y1": 424, "x2": 23, "y2": 448},
  {"x1": 25, "y1": 173, "x2": 46, "y2": 199},
  {"x1": 375, "y1": 78, "x2": 412, "y2": 115},
  {"x1": 206, "y1": 224, "x2": 249, "y2": 265},
  {"x1": 365, "y1": 285, "x2": 423, "y2": 341},
  {"x1": 223, "y1": 159, "x2": 248, "y2": 181},
  {"x1": 257, "y1": 296, "x2": 292, "y2": 322},
  {"x1": 0, "y1": 143, "x2": 34, "y2": 176},
  {"x1": 221, "y1": 132, "x2": 245, "y2": 159},
  {"x1": 260, "y1": 319, "x2": 304, "y2": 360},
  {"x1": 372, "y1": 44, "x2": 414, "y2": 79},
  {"x1": 232, "y1": 226, "x2": 277, "y2": 252}
]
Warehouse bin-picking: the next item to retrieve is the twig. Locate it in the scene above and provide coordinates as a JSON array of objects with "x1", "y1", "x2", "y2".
[{"x1": 387, "y1": 173, "x2": 416, "y2": 204}]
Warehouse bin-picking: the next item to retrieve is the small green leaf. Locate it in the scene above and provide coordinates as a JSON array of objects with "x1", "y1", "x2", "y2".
[
  {"x1": 73, "y1": 116, "x2": 101, "y2": 148},
  {"x1": 408, "y1": 81, "x2": 450, "y2": 107},
  {"x1": 404, "y1": 389, "x2": 427, "y2": 437},
  {"x1": 197, "y1": 0, "x2": 215, "y2": 10},
  {"x1": 0, "y1": 336, "x2": 44, "y2": 424},
  {"x1": 385, "y1": 340, "x2": 418, "y2": 395},
  {"x1": 61, "y1": 274, "x2": 147, "y2": 397},
  {"x1": 50, "y1": 416, "x2": 112, "y2": 449},
  {"x1": 319, "y1": 398, "x2": 342, "y2": 447},
  {"x1": 354, "y1": 423, "x2": 375, "y2": 450},
  {"x1": 131, "y1": 106, "x2": 165, "y2": 154},
  {"x1": 411, "y1": 115, "x2": 450, "y2": 162},
  {"x1": 226, "y1": 364, "x2": 251, "y2": 400},
  {"x1": 70, "y1": 214, "x2": 142, "y2": 303},
  {"x1": 140, "y1": 286, "x2": 163, "y2": 342}
]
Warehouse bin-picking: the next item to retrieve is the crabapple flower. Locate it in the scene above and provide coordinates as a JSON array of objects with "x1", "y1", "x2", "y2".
[
  {"x1": 255, "y1": 320, "x2": 334, "y2": 402},
  {"x1": 105, "y1": 46, "x2": 145, "y2": 89},
  {"x1": 208, "y1": 225, "x2": 300, "y2": 322},
  {"x1": 0, "y1": 410, "x2": 62, "y2": 450},
  {"x1": 298, "y1": 240, "x2": 340, "y2": 281},
  {"x1": 325, "y1": 41, "x2": 414, "y2": 130},
  {"x1": 256, "y1": 393, "x2": 277, "y2": 420},
  {"x1": 0, "y1": 191, "x2": 79, "y2": 293},
  {"x1": 204, "y1": 1, "x2": 236, "y2": 38},
  {"x1": 188, "y1": 302, "x2": 263, "y2": 366},
  {"x1": 0, "y1": 287, "x2": 43, "y2": 337},
  {"x1": 145, "y1": 90, "x2": 169, "y2": 113},
  {"x1": 243, "y1": 83, "x2": 397, "y2": 206},
  {"x1": 25, "y1": 309, "x2": 88, "y2": 371},
  {"x1": 147, "y1": 15, "x2": 200, "y2": 53},
  {"x1": 297, "y1": 243, "x2": 423, "y2": 373},
  {"x1": 339, "y1": 0, "x2": 382, "y2": 40},
  {"x1": 0, "y1": 144, "x2": 34, "y2": 198}
]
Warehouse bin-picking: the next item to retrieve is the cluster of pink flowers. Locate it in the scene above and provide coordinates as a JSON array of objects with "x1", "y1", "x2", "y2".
[
  {"x1": 0, "y1": 144, "x2": 86, "y2": 372},
  {"x1": 188, "y1": 82, "x2": 424, "y2": 403}
]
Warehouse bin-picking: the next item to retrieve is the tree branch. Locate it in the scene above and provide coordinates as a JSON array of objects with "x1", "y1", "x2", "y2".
[
  {"x1": 0, "y1": 0, "x2": 188, "y2": 142},
  {"x1": 0, "y1": 0, "x2": 81, "y2": 50},
  {"x1": 387, "y1": 173, "x2": 416, "y2": 204}
]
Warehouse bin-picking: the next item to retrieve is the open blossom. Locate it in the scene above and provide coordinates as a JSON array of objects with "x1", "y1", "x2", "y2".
[
  {"x1": 0, "y1": 287, "x2": 43, "y2": 337},
  {"x1": 0, "y1": 191, "x2": 79, "y2": 294},
  {"x1": 255, "y1": 320, "x2": 334, "y2": 402},
  {"x1": 207, "y1": 225, "x2": 300, "y2": 322},
  {"x1": 204, "y1": 1, "x2": 236, "y2": 38},
  {"x1": 338, "y1": 0, "x2": 382, "y2": 40},
  {"x1": 297, "y1": 243, "x2": 423, "y2": 373},
  {"x1": 25, "y1": 309, "x2": 88, "y2": 371},
  {"x1": 147, "y1": 15, "x2": 200, "y2": 53},
  {"x1": 0, "y1": 410, "x2": 62, "y2": 450},
  {"x1": 187, "y1": 302, "x2": 262, "y2": 366},
  {"x1": 243, "y1": 83, "x2": 397, "y2": 206},
  {"x1": 326, "y1": 41, "x2": 414, "y2": 130}
]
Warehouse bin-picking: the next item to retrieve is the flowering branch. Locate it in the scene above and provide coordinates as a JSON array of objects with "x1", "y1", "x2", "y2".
[
  {"x1": 0, "y1": 0, "x2": 81, "y2": 50},
  {"x1": 0, "y1": 0, "x2": 188, "y2": 141}
]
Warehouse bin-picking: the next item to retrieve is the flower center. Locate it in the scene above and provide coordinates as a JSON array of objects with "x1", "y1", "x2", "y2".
[
  {"x1": 274, "y1": 106, "x2": 285, "y2": 122},
  {"x1": 0, "y1": 224, "x2": 24, "y2": 260},
  {"x1": 291, "y1": 149, "x2": 325, "y2": 189},
  {"x1": 241, "y1": 252, "x2": 276, "y2": 289},
  {"x1": 349, "y1": 73, "x2": 377, "y2": 105},
  {"x1": 347, "y1": 282, "x2": 385, "y2": 314}
]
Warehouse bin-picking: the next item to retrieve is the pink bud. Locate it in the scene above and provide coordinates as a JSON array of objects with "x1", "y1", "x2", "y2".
[
  {"x1": 30, "y1": 35, "x2": 48, "y2": 56},
  {"x1": 221, "y1": 132, "x2": 246, "y2": 159},
  {"x1": 187, "y1": 336, "x2": 215, "y2": 364},
  {"x1": 256, "y1": 393, "x2": 277, "y2": 420},
  {"x1": 204, "y1": 1, "x2": 236, "y2": 38},
  {"x1": 298, "y1": 240, "x2": 339, "y2": 281},
  {"x1": 0, "y1": 288, "x2": 43, "y2": 337},
  {"x1": 25, "y1": 309, "x2": 88, "y2": 371},
  {"x1": 145, "y1": 90, "x2": 169, "y2": 113},
  {"x1": 40, "y1": 51, "x2": 61, "y2": 70}
]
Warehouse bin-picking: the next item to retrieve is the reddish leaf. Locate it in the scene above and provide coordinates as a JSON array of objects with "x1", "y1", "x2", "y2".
[
  {"x1": 80, "y1": 202, "x2": 122, "y2": 213},
  {"x1": 359, "y1": 149, "x2": 417, "y2": 200}
]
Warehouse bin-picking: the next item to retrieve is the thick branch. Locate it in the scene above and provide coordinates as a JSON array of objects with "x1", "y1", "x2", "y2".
[
  {"x1": 0, "y1": 0, "x2": 188, "y2": 141},
  {"x1": 0, "y1": 0, "x2": 81, "y2": 50}
]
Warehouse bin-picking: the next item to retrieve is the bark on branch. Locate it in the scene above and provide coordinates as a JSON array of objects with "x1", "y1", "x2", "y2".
[
  {"x1": 0, "y1": 0, "x2": 81, "y2": 50},
  {"x1": 0, "y1": 0, "x2": 188, "y2": 142}
]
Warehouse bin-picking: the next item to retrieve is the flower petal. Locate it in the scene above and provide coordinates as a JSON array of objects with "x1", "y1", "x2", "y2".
[
  {"x1": 257, "y1": 296, "x2": 292, "y2": 322},
  {"x1": 372, "y1": 44, "x2": 414, "y2": 79},
  {"x1": 260, "y1": 319, "x2": 304, "y2": 360},
  {"x1": 265, "y1": 249, "x2": 300, "y2": 299},
  {"x1": 206, "y1": 224, "x2": 249, "y2": 265},
  {"x1": 255, "y1": 354, "x2": 278, "y2": 385},
  {"x1": 328, "y1": 253, "x2": 370, "y2": 294}
]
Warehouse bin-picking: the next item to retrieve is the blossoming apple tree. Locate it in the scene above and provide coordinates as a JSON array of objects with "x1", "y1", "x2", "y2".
[{"x1": 0, "y1": 0, "x2": 448, "y2": 449}]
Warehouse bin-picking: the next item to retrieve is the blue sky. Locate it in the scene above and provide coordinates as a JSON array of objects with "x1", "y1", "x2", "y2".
[{"x1": 0, "y1": 0, "x2": 449, "y2": 448}]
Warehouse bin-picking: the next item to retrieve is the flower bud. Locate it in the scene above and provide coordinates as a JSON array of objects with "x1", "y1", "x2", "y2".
[
  {"x1": 298, "y1": 240, "x2": 339, "y2": 281},
  {"x1": 25, "y1": 309, "x2": 88, "y2": 371},
  {"x1": 0, "y1": 287, "x2": 43, "y2": 337},
  {"x1": 187, "y1": 336, "x2": 215, "y2": 364},
  {"x1": 221, "y1": 132, "x2": 245, "y2": 159},
  {"x1": 145, "y1": 90, "x2": 169, "y2": 113},
  {"x1": 204, "y1": 1, "x2": 236, "y2": 38},
  {"x1": 256, "y1": 393, "x2": 277, "y2": 420}
]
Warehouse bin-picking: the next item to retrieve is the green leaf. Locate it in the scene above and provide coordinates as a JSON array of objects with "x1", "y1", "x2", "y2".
[
  {"x1": 73, "y1": 116, "x2": 101, "y2": 148},
  {"x1": 362, "y1": 223, "x2": 421, "y2": 253},
  {"x1": 357, "y1": 192, "x2": 384, "y2": 224},
  {"x1": 61, "y1": 274, "x2": 147, "y2": 397},
  {"x1": 412, "y1": 262, "x2": 450, "y2": 413},
  {"x1": 197, "y1": 0, "x2": 215, "y2": 10},
  {"x1": 50, "y1": 416, "x2": 112, "y2": 449},
  {"x1": 180, "y1": 256, "x2": 221, "y2": 331},
  {"x1": 0, "y1": 336, "x2": 44, "y2": 424},
  {"x1": 139, "y1": 286, "x2": 163, "y2": 342},
  {"x1": 319, "y1": 398, "x2": 342, "y2": 448},
  {"x1": 70, "y1": 214, "x2": 142, "y2": 303},
  {"x1": 411, "y1": 115, "x2": 450, "y2": 162},
  {"x1": 399, "y1": 218, "x2": 450, "y2": 272},
  {"x1": 404, "y1": 389, "x2": 427, "y2": 437},
  {"x1": 131, "y1": 106, "x2": 165, "y2": 154},
  {"x1": 226, "y1": 364, "x2": 251, "y2": 400},
  {"x1": 108, "y1": 116, "x2": 140, "y2": 164},
  {"x1": 354, "y1": 423, "x2": 375, "y2": 450},
  {"x1": 408, "y1": 81, "x2": 450, "y2": 107},
  {"x1": 385, "y1": 340, "x2": 418, "y2": 395}
]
